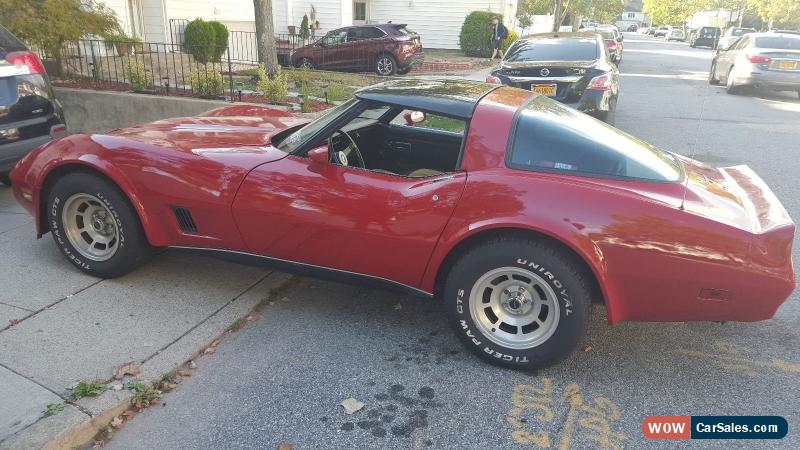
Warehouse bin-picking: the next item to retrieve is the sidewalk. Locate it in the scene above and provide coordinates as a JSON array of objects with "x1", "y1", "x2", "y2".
[{"x1": 0, "y1": 186, "x2": 292, "y2": 449}]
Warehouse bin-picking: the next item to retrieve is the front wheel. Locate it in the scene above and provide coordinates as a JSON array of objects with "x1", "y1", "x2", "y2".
[
  {"x1": 296, "y1": 58, "x2": 314, "y2": 70},
  {"x1": 48, "y1": 172, "x2": 153, "y2": 278},
  {"x1": 375, "y1": 54, "x2": 397, "y2": 76},
  {"x1": 708, "y1": 61, "x2": 720, "y2": 85},
  {"x1": 444, "y1": 237, "x2": 591, "y2": 369}
]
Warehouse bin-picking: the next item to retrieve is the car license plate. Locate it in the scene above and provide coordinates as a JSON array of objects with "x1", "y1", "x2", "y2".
[
  {"x1": 531, "y1": 84, "x2": 557, "y2": 96},
  {"x1": 777, "y1": 60, "x2": 797, "y2": 70}
]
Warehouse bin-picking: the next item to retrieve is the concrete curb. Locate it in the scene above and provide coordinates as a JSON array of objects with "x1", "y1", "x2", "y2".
[{"x1": 0, "y1": 271, "x2": 295, "y2": 450}]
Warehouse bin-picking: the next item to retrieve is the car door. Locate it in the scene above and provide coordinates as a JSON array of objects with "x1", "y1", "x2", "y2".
[
  {"x1": 717, "y1": 36, "x2": 746, "y2": 77},
  {"x1": 319, "y1": 28, "x2": 350, "y2": 68},
  {"x1": 232, "y1": 154, "x2": 467, "y2": 288}
]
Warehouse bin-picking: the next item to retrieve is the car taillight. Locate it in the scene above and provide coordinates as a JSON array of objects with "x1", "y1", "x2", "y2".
[
  {"x1": 606, "y1": 40, "x2": 617, "y2": 49},
  {"x1": 4, "y1": 51, "x2": 46, "y2": 75},
  {"x1": 746, "y1": 54, "x2": 771, "y2": 64},
  {"x1": 587, "y1": 73, "x2": 612, "y2": 91},
  {"x1": 485, "y1": 75, "x2": 502, "y2": 84}
]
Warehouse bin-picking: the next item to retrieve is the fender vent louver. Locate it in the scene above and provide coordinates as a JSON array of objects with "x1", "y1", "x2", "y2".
[{"x1": 172, "y1": 207, "x2": 198, "y2": 234}]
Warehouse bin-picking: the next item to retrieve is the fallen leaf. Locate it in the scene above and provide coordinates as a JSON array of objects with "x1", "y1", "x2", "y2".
[
  {"x1": 92, "y1": 439, "x2": 105, "y2": 449},
  {"x1": 173, "y1": 375, "x2": 183, "y2": 384},
  {"x1": 159, "y1": 381, "x2": 177, "y2": 392},
  {"x1": 121, "y1": 411, "x2": 133, "y2": 419},
  {"x1": 110, "y1": 417, "x2": 124, "y2": 428},
  {"x1": 177, "y1": 369, "x2": 192, "y2": 377},
  {"x1": 210, "y1": 339, "x2": 220, "y2": 348},
  {"x1": 393, "y1": 303, "x2": 402, "y2": 311},
  {"x1": 245, "y1": 315, "x2": 256, "y2": 322},
  {"x1": 187, "y1": 360, "x2": 198, "y2": 369},
  {"x1": 340, "y1": 398, "x2": 364, "y2": 415},
  {"x1": 203, "y1": 347, "x2": 215, "y2": 355},
  {"x1": 8, "y1": 319, "x2": 19, "y2": 326},
  {"x1": 277, "y1": 443, "x2": 293, "y2": 450},
  {"x1": 112, "y1": 362, "x2": 140, "y2": 380},
  {"x1": 583, "y1": 345, "x2": 593, "y2": 353}
]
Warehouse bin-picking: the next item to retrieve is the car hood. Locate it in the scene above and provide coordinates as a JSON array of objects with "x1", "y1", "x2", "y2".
[{"x1": 107, "y1": 105, "x2": 310, "y2": 169}]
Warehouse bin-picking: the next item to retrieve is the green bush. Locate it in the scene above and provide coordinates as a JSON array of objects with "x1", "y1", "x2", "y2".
[
  {"x1": 190, "y1": 66, "x2": 225, "y2": 97},
  {"x1": 208, "y1": 21, "x2": 229, "y2": 62},
  {"x1": 123, "y1": 56, "x2": 153, "y2": 91},
  {"x1": 256, "y1": 64, "x2": 288, "y2": 103},
  {"x1": 459, "y1": 11, "x2": 503, "y2": 57},
  {"x1": 503, "y1": 30, "x2": 519, "y2": 52},
  {"x1": 184, "y1": 18, "x2": 216, "y2": 64},
  {"x1": 299, "y1": 14, "x2": 310, "y2": 40}
]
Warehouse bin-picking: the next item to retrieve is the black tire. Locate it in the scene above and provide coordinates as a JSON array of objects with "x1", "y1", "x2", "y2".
[
  {"x1": 0, "y1": 173, "x2": 10, "y2": 186},
  {"x1": 296, "y1": 58, "x2": 314, "y2": 70},
  {"x1": 726, "y1": 67, "x2": 740, "y2": 94},
  {"x1": 375, "y1": 54, "x2": 397, "y2": 76},
  {"x1": 444, "y1": 237, "x2": 591, "y2": 370},
  {"x1": 48, "y1": 172, "x2": 153, "y2": 278},
  {"x1": 708, "y1": 61, "x2": 720, "y2": 85}
]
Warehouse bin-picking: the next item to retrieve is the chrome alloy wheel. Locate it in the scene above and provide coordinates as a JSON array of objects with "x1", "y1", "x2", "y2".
[
  {"x1": 376, "y1": 56, "x2": 394, "y2": 75},
  {"x1": 469, "y1": 267, "x2": 560, "y2": 350},
  {"x1": 62, "y1": 193, "x2": 119, "y2": 261}
]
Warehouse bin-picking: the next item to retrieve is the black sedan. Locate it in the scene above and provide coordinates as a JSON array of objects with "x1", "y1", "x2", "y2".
[{"x1": 487, "y1": 32, "x2": 620, "y2": 124}]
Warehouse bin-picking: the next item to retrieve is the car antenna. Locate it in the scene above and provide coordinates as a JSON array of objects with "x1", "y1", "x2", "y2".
[{"x1": 680, "y1": 71, "x2": 710, "y2": 211}]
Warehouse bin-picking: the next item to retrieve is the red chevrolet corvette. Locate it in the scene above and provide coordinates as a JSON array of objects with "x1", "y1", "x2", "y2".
[{"x1": 10, "y1": 79, "x2": 795, "y2": 368}]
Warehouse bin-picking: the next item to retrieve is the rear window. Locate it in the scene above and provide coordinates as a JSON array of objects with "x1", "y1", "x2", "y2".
[
  {"x1": 393, "y1": 25, "x2": 417, "y2": 36},
  {"x1": 731, "y1": 28, "x2": 754, "y2": 37},
  {"x1": 508, "y1": 97, "x2": 681, "y2": 182},
  {"x1": 505, "y1": 38, "x2": 598, "y2": 62},
  {"x1": 754, "y1": 36, "x2": 800, "y2": 50},
  {"x1": 0, "y1": 25, "x2": 27, "y2": 57}
]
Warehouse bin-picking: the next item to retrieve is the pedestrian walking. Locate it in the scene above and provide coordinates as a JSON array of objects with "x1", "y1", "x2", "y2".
[{"x1": 490, "y1": 16, "x2": 509, "y2": 61}]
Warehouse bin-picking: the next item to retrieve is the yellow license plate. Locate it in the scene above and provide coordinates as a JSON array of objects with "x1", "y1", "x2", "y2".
[
  {"x1": 778, "y1": 61, "x2": 797, "y2": 70},
  {"x1": 531, "y1": 84, "x2": 557, "y2": 96}
]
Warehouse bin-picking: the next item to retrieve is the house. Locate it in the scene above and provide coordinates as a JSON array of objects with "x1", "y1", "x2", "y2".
[{"x1": 103, "y1": 0, "x2": 518, "y2": 50}]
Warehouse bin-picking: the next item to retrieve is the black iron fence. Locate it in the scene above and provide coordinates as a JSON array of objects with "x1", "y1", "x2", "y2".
[{"x1": 50, "y1": 39, "x2": 238, "y2": 100}]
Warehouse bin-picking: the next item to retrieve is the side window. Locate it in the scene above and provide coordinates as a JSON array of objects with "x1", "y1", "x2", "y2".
[
  {"x1": 508, "y1": 98, "x2": 681, "y2": 182},
  {"x1": 390, "y1": 110, "x2": 466, "y2": 134},
  {"x1": 324, "y1": 29, "x2": 348, "y2": 45},
  {"x1": 361, "y1": 27, "x2": 386, "y2": 39}
]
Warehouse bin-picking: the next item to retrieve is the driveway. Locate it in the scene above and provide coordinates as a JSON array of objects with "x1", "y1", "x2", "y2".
[{"x1": 100, "y1": 35, "x2": 800, "y2": 449}]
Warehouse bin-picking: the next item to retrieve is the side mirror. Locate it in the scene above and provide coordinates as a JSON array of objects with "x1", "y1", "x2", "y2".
[{"x1": 308, "y1": 145, "x2": 329, "y2": 164}]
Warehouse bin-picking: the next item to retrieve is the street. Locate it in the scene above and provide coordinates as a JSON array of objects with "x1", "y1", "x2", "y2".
[{"x1": 89, "y1": 35, "x2": 800, "y2": 449}]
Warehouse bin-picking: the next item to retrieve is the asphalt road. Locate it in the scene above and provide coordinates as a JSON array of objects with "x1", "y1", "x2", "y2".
[{"x1": 108, "y1": 35, "x2": 800, "y2": 450}]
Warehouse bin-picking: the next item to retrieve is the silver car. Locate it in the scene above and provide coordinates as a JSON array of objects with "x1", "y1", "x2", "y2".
[
  {"x1": 718, "y1": 27, "x2": 756, "y2": 50},
  {"x1": 709, "y1": 32, "x2": 800, "y2": 97}
]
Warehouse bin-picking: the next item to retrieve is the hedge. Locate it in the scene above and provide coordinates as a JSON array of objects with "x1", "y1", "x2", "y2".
[
  {"x1": 184, "y1": 18, "x2": 216, "y2": 64},
  {"x1": 459, "y1": 11, "x2": 503, "y2": 57},
  {"x1": 209, "y1": 21, "x2": 229, "y2": 62}
]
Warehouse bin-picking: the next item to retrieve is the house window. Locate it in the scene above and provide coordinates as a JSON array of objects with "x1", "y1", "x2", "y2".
[
  {"x1": 354, "y1": 2, "x2": 367, "y2": 21},
  {"x1": 627, "y1": 12, "x2": 635, "y2": 19}
]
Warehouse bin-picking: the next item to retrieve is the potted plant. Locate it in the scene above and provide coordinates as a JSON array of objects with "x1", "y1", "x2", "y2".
[{"x1": 105, "y1": 32, "x2": 142, "y2": 56}]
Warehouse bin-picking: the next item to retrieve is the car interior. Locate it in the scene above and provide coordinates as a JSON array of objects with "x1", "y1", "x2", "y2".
[{"x1": 309, "y1": 103, "x2": 466, "y2": 178}]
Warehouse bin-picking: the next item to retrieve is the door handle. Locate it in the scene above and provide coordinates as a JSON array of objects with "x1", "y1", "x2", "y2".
[{"x1": 387, "y1": 140, "x2": 411, "y2": 153}]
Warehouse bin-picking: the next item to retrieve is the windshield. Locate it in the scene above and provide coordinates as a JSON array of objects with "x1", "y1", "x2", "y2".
[
  {"x1": 505, "y1": 38, "x2": 598, "y2": 62},
  {"x1": 275, "y1": 99, "x2": 355, "y2": 153},
  {"x1": 755, "y1": 36, "x2": 800, "y2": 50},
  {"x1": 731, "y1": 28, "x2": 754, "y2": 37},
  {"x1": 509, "y1": 97, "x2": 681, "y2": 182}
]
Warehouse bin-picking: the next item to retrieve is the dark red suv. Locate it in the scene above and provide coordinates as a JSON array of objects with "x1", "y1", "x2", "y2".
[{"x1": 290, "y1": 24, "x2": 424, "y2": 75}]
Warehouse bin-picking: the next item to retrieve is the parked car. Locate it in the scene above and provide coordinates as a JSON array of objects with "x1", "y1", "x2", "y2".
[
  {"x1": 718, "y1": 27, "x2": 756, "y2": 50},
  {"x1": 0, "y1": 25, "x2": 66, "y2": 185},
  {"x1": 584, "y1": 26, "x2": 624, "y2": 62},
  {"x1": 486, "y1": 32, "x2": 620, "y2": 123},
  {"x1": 654, "y1": 26, "x2": 670, "y2": 37},
  {"x1": 10, "y1": 78, "x2": 795, "y2": 369},
  {"x1": 665, "y1": 28, "x2": 686, "y2": 41},
  {"x1": 290, "y1": 24, "x2": 423, "y2": 75},
  {"x1": 690, "y1": 26, "x2": 721, "y2": 48},
  {"x1": 710, "y1": 32, "x2": 800, "y2": 97},
  {"x1": 641, "y1": 27, "x2": 655, "y2": 35}
]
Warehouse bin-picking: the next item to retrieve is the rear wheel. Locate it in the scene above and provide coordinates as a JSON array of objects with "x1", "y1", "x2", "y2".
[
  {"x1": 375, "y1": 54, "x2": 397, "y2": 76},
  {"x1": 726, "y1": 66, "x2": 740, "y2": 94},
  {"x1": 444, "y1": 237, "x2": 591, "y2": 370},
  {"x1": 0, "y1": 173, "x2": 10, "y2": 186},
  {"x1": 48, "y1": 172, "x2": 153, "y2": 278},
  {"x1": 296, "y1": 58, "x2": 314, "y2": 70}
]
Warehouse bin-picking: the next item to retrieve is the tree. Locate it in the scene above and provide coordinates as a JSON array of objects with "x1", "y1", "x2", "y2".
[
  {"x1": 0, "y1": 0, "x2": 118, "y2": 56},
  {"x1": 516, "y1": 0, "x2": 553, "y2": 32},
  {"x1": 748, "y1": 0, "x2": 800, "y2": 28},
  {"x1": 572, "y1": 0, "x2": 626, "y2": 25},
  {"x1": 253, "y1": 0, "x2": 278, "y2": 74},
  {"x1": 643, "y1": 0, "x2": 707, "y2": 25}
]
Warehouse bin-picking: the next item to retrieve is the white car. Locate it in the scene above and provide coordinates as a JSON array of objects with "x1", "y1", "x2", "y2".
[
  {"x1": 718, "y1": 27, "x2": 756, "y2": 50},
  {"x1": 665, "y1": 28, "x2": 685, "y2": 42}
]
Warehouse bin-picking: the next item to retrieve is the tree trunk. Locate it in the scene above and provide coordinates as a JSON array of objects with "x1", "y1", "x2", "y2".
[
  {"x1": 253, "y1": 0, "x2": 278, "y2": 74},
  {"x1": 552, "y1": 1, "x2": 562, "y2": 32}
]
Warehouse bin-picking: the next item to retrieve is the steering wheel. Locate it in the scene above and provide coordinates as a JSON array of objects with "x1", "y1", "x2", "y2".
[{"x1": 329, "y1": 129, "x2": 366, "y2": 169}]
